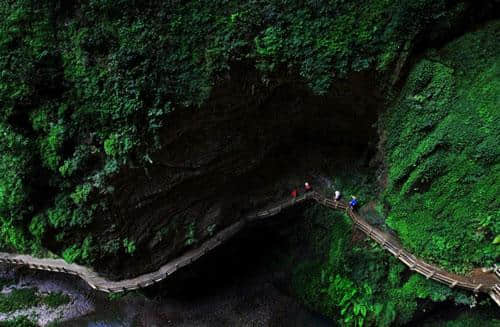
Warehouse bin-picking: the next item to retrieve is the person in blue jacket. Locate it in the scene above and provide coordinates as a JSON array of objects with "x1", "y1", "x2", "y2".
[{"x1": 349, "y1": 196, "x2": 359, "y2": 211}]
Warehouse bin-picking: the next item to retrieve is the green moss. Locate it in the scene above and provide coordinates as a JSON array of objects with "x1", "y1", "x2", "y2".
[
  {"x1": 382, "y1": 20, "x2": 500, "y2": 273},
  {"x1": 0, "y1": 288, "x2": 70, "y2": 314},
  {"x1": 0, "y1": 316, "x2": 37, "y2": 327},
  {"x1": 0, "y1": 288, "x2": 39, "y2": 313},
  {"x1": 41, "y1": 292, "x2": 70, "y2": 308}
]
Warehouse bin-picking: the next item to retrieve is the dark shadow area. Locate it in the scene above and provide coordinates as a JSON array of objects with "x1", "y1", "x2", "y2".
[
  {"x1": 405, "y1": 299, "x2": 500, "y2": 326},
  {"x1": 101, "y1": 73, "x2": 384, "y2": 278},
  {"x1": 146, "y1": 203, "x2": 312, "y2": 300}
]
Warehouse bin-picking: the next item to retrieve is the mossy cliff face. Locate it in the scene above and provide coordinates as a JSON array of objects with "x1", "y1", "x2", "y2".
[
  {"x1": 382, "y1": 21, "x2": 500, "y2": 273},
  {"x1": 289, "y1": 21, "x2": 500, "y2": 326},
  {"x1": 0, "y1": 1, "x2": 498, "y2": 279}
]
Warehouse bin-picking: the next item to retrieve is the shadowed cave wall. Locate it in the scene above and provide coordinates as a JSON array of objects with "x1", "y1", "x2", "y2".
[{"x1": 98, "y1": 71, "x2": 383, "y2": 278}]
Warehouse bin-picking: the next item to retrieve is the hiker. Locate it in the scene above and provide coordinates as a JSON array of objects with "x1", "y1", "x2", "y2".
[
  {"x1": 304, "y1": 182, "x2": 312, "y2": 193},
  {"x1": 349, "y1": 196, "x2": 359, "y2": 211},
  {"x1": 334, "y1": 190, "x2": 341, "y2": 201},
  {"x1": 291, "y1": 189, "x2": 298, "y2": 198}
]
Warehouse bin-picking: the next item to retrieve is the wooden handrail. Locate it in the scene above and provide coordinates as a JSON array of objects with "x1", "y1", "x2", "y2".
[{"x1": 0, "y1": 191, "x2": 498, "y2": 306}]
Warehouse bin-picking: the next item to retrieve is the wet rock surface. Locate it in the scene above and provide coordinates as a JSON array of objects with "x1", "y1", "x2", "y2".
[{"x1": 0, "y1": 265, "x2": 94, "y2": 326}]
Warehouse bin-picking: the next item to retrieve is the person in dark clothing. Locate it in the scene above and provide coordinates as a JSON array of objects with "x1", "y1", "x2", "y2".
[
  {"x1": 349, "y1": 196, "x2": 359, "y2": 211},
  {"x1": 304, "y1": 182, "x2": 312, "y2": 193}
]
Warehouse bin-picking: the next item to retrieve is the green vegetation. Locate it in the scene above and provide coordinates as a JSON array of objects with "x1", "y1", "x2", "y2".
[
  {"x1": 290, "y1": 21, "x2": 498, "y2": 325},
  {"x1": 291, "y1": 171, "x2": 475, "y2": 326},
  {"x1": 0, "y1": 0, "x2": 490, "y2": 263},
  {"x1": 421, "y1": 309, "x2": 500, "y2": 327},
  {"x1": 184, "y1": 222, "x2": 197, "y2": 246},
  {"x1": 0, "y1": 288, "x2": 39, "y2": 313},
  {"x1": 0, "y1": 316, "x2": 37, "y2": 327},
  {"x1": 108, "y1": 291, "x2": 126, "y2": 301},
  {"x1": 41, "y1": 292, "x2": 71, "y2": 309},
  {"x1": 0, "y1": 1, "x2": 498, "y2": 325},
  {"x1": 381, "y1": 21, "x2": 500, "y2": 273},
  {"x1": 123, "y1": 238, "x2": 136, "y2": 255},
  {"x1": 0, "y1": 288, "x2": 70, "y2": 313}
]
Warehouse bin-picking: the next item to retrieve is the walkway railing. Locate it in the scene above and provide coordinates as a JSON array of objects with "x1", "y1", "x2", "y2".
[{"x1": 0, "y1": 191, "x2": 498, "y2": 306}]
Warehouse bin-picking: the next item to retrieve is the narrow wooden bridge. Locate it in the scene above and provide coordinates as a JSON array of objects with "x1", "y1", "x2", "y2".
[{"x1": 0, "y1": 192, "x2": 499, "y2": 306}]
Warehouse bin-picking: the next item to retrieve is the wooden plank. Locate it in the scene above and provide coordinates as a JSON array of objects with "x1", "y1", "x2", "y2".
[
  {"x1": 0, "y1": 191, "x2": 497, "y2": 305},
  {"x1": 384, "y1": 245, "x2": 399, "y2": 256},
  {"x1": 370, "y1": 232, "x2": 386, "y2": 244},
  {"x1": 398, "y1": 255, "x2": 414, "y2": 267},
  {"x1": 384, "y1": 241, "x2": 400, "y2": 252},
  {"x1": 460, "y1": 282, "x2": 478, "y2": 291},
  {"x1": 413, "y1": 264, "x2": 431, "y2": 275},
  {"x1": 432, "y1": 273, "x2": 455, "y2": 284}
]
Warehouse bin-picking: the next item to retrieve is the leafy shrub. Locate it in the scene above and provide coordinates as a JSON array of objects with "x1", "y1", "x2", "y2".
[
  {"x1": 70, "y1": 183, "x2": 92, "y2": 205},
  {"x1": 184, "y1": 222, "x2": 197, "y2": 246},
  {"x1": 62, "y1": 236, "x2": 94, "y2": 264},
  {"x1": 123, "y1": 238, "x2": 136, "y2": 255},
  {"x1": 28, "y1": 214, "x2": 47, "y2": 242}
]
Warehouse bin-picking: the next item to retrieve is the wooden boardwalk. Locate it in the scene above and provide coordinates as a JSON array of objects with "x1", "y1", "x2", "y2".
[{"x1": 0, "y1": 192, "x2": 499, "y2": 306}]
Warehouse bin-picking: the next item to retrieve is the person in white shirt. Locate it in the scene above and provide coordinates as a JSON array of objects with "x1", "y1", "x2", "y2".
[{"x1": 334, "y1": 190, "x2": 341, "y2": 201}]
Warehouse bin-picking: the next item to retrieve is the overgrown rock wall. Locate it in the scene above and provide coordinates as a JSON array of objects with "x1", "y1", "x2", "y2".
[{"x1": 0, "y1": 1, "x2": 497, "y2": 280}]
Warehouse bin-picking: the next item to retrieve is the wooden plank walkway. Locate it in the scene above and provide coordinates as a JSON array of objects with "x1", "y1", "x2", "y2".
[{"x1": 0, "y1": 192, "x2": 499, "y2": 306}]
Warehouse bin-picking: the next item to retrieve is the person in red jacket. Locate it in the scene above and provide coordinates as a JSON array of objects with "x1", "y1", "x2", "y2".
[{"x1": 291, "y1": 189, "x2": 298, "y2": 198}]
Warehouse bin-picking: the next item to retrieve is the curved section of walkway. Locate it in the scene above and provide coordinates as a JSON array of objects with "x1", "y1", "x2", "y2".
[{"x1": 0, "y1": 192, "x2": 499, "y2": 306}]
